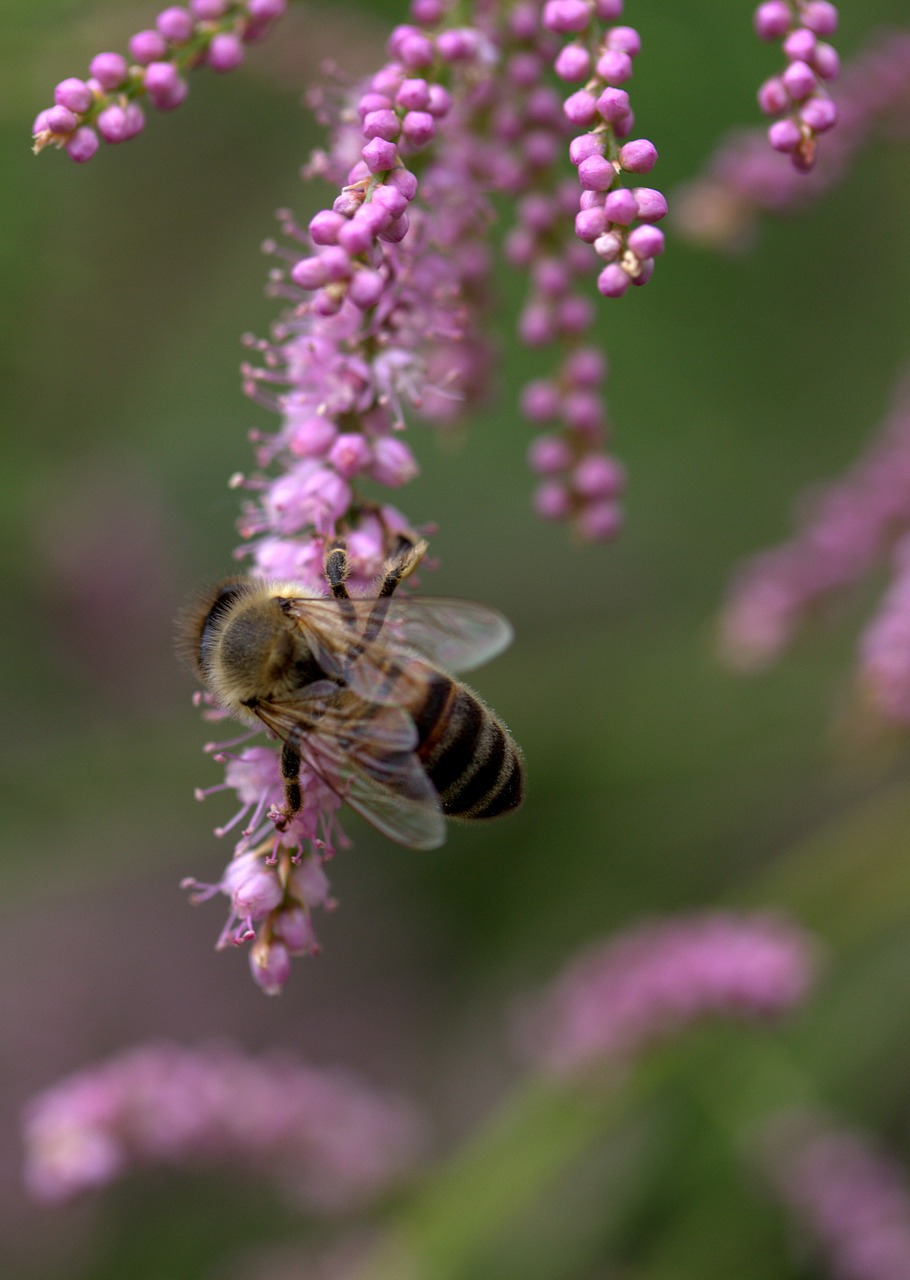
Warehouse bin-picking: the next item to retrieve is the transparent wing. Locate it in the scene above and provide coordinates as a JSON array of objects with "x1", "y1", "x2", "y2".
[
  {"x1": 254, "y1": 691, "x2": 446, "y2": 850},
  {"x1": 379, "y1": 597, "x2": 514, "y2": 672},
  {"x1": 281, "y1": 594, "x2": 514, "y2": 674}
]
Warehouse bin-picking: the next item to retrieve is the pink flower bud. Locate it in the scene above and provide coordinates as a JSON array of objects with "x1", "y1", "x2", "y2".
[
  {"x1": 89, "y1": 52, "x2": 128, "y2": 90},
  {"x1": 555, "y1": 43, "x2": 592, "y2": 82},
  {"x1": 596, "y1": 87, "x2": 631, "y2": 124},
  {"x1": 576, "y1": 206, "x2": 607, "y2": 242},
  {"x1": 632, "y1": 187, "x2": 668, "y2": 221},
  {"x1": 604, "y1": 187, "x2": 638, "y2": 224},
  {"x1": 129, "y1": 30, "x2": 167, "y2": 64},
  {"x1": 782, "y1": 59, "x2": 817, "y2": 101},
  {"x1": 361, "y1": 137, "x2": 398, "y2": 174},
  {"x1": 596, "y1": 49, "x2": 633, "y2": 83},
  {"x1": 534, "y1": 480, "x2": 571, "y2": 521},
  {"x1": 521, "y1": 379, "x2": 561, "y2": 423},
  {"x1": 618, "y1": 139, "x2": 658, "y2": 173},
  {"x1": 542, "y1": 0, "x2": 591, "y2": 35},
  {"x1": 768, "y1": 118, "x2": 802, "y2": 152},
  {"x1": 288, "y1": 415, "x2": 336, "y2": 458},
  {"x1": 754, "y1": 1, "x2": 791, "y2": 41},
  {"x1": 66, "y1": 127, "x2": 100, "y2": 163},
  {"x1": 563, "y1": 90, "x2": 598, "y2": 127},
  {"x1": 578, "y1": 154, "x2": 615, "y2": 191},
  {"x1": 329, "y1": 433, "x2": 373, "y2": 477},
  {"x1": 573, "y1": 454, "x2": 626, "y2": 498},
  {"x1": 208, "y1": 33, "x2": 245, "y2": 72},
  {"x1": 577, "y1": 501, "x2": 623, "y2": 541},
  {"x1": 156, "y1": 7, "x2": 194, "y2": 42},
  {"x1": 800, "y1": 96, "x2": 837, "y2": 132},
  {"x1": 396, "y1": 78, "x2": 430, "y2": 110},
  {"x1": 250, "y1": 936, "x2": 291, "y2": 994},
  {"x1": 45, "y1": 105, "x2": 78, "y2": 135},
  {"x1": 372, "y1": 437, "x2": 418, "y2": 487},
  {"x1": 363, "y1": 109, "x2": 401, "y2": 141},
  {"x1": 308, "y1": 210, "x2": 345, "y2": 245},
  {"x1": 597, "y1": 263, "x2": 631, "y2": 297},
  {"x1": 529, "y1": 435, "x2": 573, "y2": 475},
  {"x1": 627, "y1": 224, "x2": 665, "y2": 257},
  {"x1": 54, "y1": 78, "x2": 93, "y2": 113},
  {"x1": 401, "y1": 111, "x2": 435, "y2": 147}
]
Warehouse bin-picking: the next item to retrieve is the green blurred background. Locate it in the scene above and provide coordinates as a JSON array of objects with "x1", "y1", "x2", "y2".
[{"x1": 4, "y1": 1, "x2": 910, "y2": 1277}]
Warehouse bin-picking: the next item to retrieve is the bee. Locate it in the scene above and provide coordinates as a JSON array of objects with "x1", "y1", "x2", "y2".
[{"x1": 177, "y1": 538, "x2": 524, "y2": 850}]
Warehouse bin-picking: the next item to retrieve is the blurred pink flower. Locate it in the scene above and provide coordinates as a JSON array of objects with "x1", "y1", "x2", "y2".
[
  {"x1": 23, "y1": 1041, "x2": 426, "y2": 1211},
  {"x1": 676, "y1": 25, "x2": 910, "y2": 251},
  {"x1": 763, "y1": 1113, "x2": 910, "y2": 1280},
  {"x1": 517, "y1": 911, "x2": 817, "y2": 1076},
  {"x1": 718, "y1": 371, "x2": 910, "y2": 686}
]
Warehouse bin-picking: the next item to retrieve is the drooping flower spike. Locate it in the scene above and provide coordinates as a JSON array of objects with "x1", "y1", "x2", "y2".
[
  {"x1": 677, "y1": 23, "x2": 910, "y2": 252},
  {"x1": 22, "y1": 1041, "x2": 426, "y2": 1209},
  {"x1": 35, "y1": 0, "x2": 668, "y2": 989},
  {"x1": 718, "y1": 371, "x2": 910, "y2": 699},
  {"x1": 754, "y1": 1, "x2": 840, "y2": 172},
  {"x1": 761, "y1": 1113, "x2": 910, "y2": 1280},
  {"x1": 516, "y1": 911, "x2": 816, "y2": 1077},
  {"x1": 32, "y1": 2, "x2": 288, "y2": 162}
]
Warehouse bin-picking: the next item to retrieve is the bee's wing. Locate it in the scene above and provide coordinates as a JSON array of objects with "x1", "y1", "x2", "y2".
[
  {"x1": 379, "y1": 597, "x2": 515, "y2": 672},
  {"x1": 284, "y1": 595, "x2": 514, "y2": 676},
  {"x1": 255, "y1": 692, "x2": 446, "y2": 851}
]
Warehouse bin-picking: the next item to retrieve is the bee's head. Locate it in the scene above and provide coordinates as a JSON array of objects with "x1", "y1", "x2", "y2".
[{"x1": 175, "y1": 576, "x2": 255, "y2": 682}]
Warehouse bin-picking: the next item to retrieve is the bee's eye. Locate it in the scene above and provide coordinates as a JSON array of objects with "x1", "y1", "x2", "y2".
[{"x1": 199, "y1": 584, "x2": 247, "y2": 668}]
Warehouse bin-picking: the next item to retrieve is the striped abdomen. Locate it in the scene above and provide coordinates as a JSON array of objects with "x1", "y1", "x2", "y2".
[{"x1": 410, "y1": 669, "x2": 523, "y2": 820}]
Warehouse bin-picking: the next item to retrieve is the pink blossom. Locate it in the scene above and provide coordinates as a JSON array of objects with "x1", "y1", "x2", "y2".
[
  {"x1": 517, "y1": 912, "x2": 817, "y2": 1076},
  {"x1": 32, "y1": 0, "x2": 288, "y2": 159},
  {"x1": 762, "y1": 1113, "x2": 910, "y2": 1280},
  {"x1": 753, "y1": 0, "x2": 840, "y2": 173},
  {"x1": 719, "y1": 372, "x2": 910, "y2": 672},
  {"x1": 675, "y1": 25, "x2": 910, "y2": 251},
  {"x1": 23, "y1": 1042, "x2": 426, "y2": 1209}
]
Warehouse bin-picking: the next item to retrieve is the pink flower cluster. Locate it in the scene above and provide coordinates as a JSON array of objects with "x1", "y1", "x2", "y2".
[
  {"x1": 497, "y1": 0, "x2": 664, "y2": 541},
  {"x1": 676, "y1": 25, "x2": 910, "y2": 251},
  {"x1": 184, "y1": 745, "x2": 341, "y2": 992},
  {"x1": 32, "y1": 1, "x2": 286, "y2": 162},
  {"x1": 517, "y1": 912, "x2": 816, "y2": 1076},
  {"x1": 754, "y1": 1, "x2": 840, "y2": 172},
  {"x1": 763, "y1": 1114, "x2": 910, "y2": 1280},
  {"x1": 22, "y1": 1041, "x2": 426, "y2": 1210},
  {"x1": 547, "y1": 0, "x2": 665, "y2": 299},
  {"x1": 36, "y1": 0, "x2": 667, "y2": 987},
  {"x1": 718, "y1": 373, "x2": 910, "y2": 695},
  {"x1": 190, "y1": 5, "x2": 513, "y2": 990}
]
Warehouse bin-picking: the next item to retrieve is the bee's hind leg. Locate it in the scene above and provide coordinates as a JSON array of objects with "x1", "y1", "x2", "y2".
[{"x1": 273, "y1": 738, "x2": 303, "y2": 831}]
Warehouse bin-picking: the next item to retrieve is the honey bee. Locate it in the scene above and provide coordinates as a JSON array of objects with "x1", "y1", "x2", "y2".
[{"x1": 177, "y1": 538, "x2": 524, "y2": 849}]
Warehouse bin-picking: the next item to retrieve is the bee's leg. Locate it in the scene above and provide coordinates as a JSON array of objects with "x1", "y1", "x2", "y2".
[
  {"x1": 377, "y1": 536, "x2": 428, "y2": 598},
  {"x1": 362, "y1": 537, "x2": 428, "y2": 644},
  {"x1": 274, "y1": 738, "x2": 303, "y2": 829},
  {"x1": 324, "y1": 539, "x2": 358, "y2": 630},
  {"x1": 324, "y1": 540, "x2": 351, "y2": 600}
]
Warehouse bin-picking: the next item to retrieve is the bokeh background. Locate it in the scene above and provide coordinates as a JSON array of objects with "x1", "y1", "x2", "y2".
[{"x1": 4, "y1": 1, "x2": 910, "y2": 1276}]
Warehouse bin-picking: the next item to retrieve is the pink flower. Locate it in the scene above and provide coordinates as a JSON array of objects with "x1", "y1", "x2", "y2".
[
  {"x1": 762, "y1": 1113, "x2": 910, "y2": 1280},
  {"x1": 719, "y1": 371, "x2": 910, "y2": 673},
  {"x1": 32, "y1": 1, "x2": 288, "y2": 159},
  {"x1": 754, "y1": 0, "x2": 840, "y2": 173},
  {"x1": 23, "y1": 1042, "x2": 426, "y2": 1209},
  {"x1": 517, "y1": 912, "x2": 817, "y2": 1076}
]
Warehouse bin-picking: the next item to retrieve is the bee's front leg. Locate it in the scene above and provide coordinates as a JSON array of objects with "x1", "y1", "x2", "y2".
[
  {"x1": 324, "y1": 540, "x2": 351, "y2": 600},
  {"x1": 377, "y1": 535, "x2": 428, "y2": 598},
  {"x1": 273, "y1": 738, "x2": 303, "y2": 830}
]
